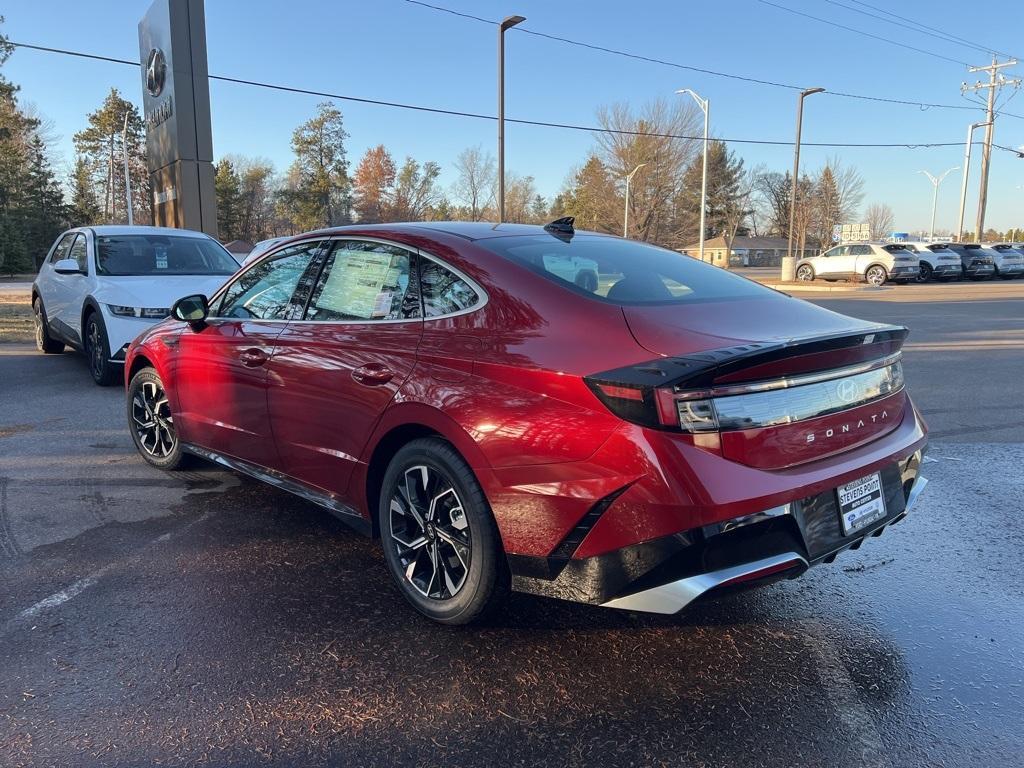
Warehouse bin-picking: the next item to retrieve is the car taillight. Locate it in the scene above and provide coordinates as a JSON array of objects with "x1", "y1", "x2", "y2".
[{"x1": 586, "y1": 355, "x2": 904, "y2": 434}]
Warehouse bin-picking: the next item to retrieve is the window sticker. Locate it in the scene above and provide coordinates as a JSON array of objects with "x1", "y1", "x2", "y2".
[{"x1": 318, "y1": 250, "x2": 400, "y2": 318}]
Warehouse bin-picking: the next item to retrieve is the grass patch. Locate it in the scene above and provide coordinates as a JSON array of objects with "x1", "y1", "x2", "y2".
[{"x1": 0, "y1": 292, "x2": 34, "y2": 344}]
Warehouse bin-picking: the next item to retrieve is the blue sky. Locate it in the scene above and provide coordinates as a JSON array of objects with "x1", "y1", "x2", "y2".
[{"x1": 3, "y1": 0, "x2": 1023, "y2": 231}]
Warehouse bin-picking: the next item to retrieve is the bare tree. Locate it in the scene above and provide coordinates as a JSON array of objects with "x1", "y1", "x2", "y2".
[
  {"x1": 751, "y1": 168, "x2": 792, "y2": 238},
  {"x1": 452, "y1": 145, "x2": 496, "y2": 221},
  {"x1": 594, "y1": 98, "x2": 700, "y2": 244},
  {"x1": 865, "y1": 203, "x2": 895, "y2": 240},
  {"x1": 827, "y1": 156, "x2": 865, "y2": 223},
  {"x1": 720, "y1": 168, "x2": 755, "y2": 269},
  {"x1": 504, "y1": 173, "x2": 537, "y2": 223}
]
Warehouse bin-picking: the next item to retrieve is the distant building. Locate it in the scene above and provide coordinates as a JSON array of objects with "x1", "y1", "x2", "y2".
[
  {"x1": 223, "y1": 239, "x2": 254, "y2": 258},
  {"x1": 680, "y1": 236, "x2": 819, "y2": 267}
]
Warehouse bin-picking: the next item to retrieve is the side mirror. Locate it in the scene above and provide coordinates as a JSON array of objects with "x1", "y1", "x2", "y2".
[
  {"x1": 53, "y1": 258, "x2": 83, "y2": 275},
  {"x1": 172, "y1": 294, "x2": 209, "y2": 327}
]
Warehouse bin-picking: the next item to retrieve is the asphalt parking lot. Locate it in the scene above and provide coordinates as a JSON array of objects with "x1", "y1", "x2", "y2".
[{"x1": 1, "y1": 280, "x2": 1022, "y2": 767}]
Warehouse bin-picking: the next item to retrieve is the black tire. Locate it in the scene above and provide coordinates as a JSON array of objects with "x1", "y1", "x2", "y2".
[
  {"x1": 795, "y1": 264, "x2": 815, "y2": 281},
  {"x1": 84, "y1": 311, "x2": 118, "y2": 386},
  {"x1": 916, "y1": 262, "x2": 933, "y2": 283},
  {"x1": 379, "y1": 437, "x2": 508, "y2": 625},
  {"x1": 33, "y1": 298, "x2": 65, "y2": 354},
  {"x1": 127, "y1": 367, "x2": 188, "y2": 470},
  {"x1": 865, "y1": 265, "x2": 888, "y2": 286},
  {"x1": 575, "y1": 270, "x2": 599, "y2": 292}
]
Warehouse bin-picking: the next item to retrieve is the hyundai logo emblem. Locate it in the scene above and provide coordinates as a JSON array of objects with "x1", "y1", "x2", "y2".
[
  {"x1": 836, "y1": 379, "x2": 860, "y2": 404},
  {"x1": 146, "y1": 48, "x2": 166, "y2": 98}
]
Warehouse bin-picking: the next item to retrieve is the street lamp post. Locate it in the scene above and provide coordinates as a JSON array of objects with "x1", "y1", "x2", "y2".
[
  {"x1": 782, "y1": 87, "x2": 825, "y2": 281},
  {"x1": 956, "y1": 121, "x2": 990, "y2": 242},
  {"x1": 623, "y1": 163, "x2": 647, "y2": 238},
  {"x1": 916, "y1": 167, "x2": 959, "y2": 240},
  {"x1": 677, "y1": 89, "x2": 709, "y2": 263},
  {"x1": 497, "y1": 14, "x2": 525, "y2": 223}
]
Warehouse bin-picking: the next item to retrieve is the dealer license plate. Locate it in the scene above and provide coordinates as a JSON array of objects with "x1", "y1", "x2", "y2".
[{"x1": 837, "y1": 473, "x2": 887, "y2": 536}]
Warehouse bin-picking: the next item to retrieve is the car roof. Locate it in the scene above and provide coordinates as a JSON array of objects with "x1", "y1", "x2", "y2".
[
  {"x1": 84, "y1": 225, "x2": 213, "y2": 239},
  {"x1": 300, "y1": 221, "x2": 617, "y2": 242}
]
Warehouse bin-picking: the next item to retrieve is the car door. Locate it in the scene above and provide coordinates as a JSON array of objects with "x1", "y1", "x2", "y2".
[
  {"x1": 170, "y1": 239, "x2": 326, "y2": 470},
  {"x1": 45, "y1": 232, "x2": 89, "y2": 344},
  {"x1": 816, "y1": 245, "x2": 850, "y2": 277},
  {"x1": 849, "y1": 244, "x2": 874, "y2": 277},
  {"x1": 267, "y1": 239, "x2": 422, "y2": 501}
]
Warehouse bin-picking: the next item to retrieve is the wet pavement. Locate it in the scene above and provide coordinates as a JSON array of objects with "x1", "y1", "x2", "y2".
[{"x1": 1, "y1": 281, "x2": 1022, "y2": 767}]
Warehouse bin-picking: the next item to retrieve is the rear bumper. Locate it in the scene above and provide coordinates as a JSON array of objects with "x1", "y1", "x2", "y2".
[{"x1": 510, "y1": 451, "x2": 926, "y2": 613}]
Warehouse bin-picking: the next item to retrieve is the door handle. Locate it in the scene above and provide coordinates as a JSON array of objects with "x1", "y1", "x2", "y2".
[
  {"x1": 239, "y1": 347, "x2": 269, "y2": 367},
  {"x1": 352, "y1": 363, "x2": 394, "y2": 386}
]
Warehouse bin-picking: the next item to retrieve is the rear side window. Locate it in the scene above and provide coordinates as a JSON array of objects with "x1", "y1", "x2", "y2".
[
  {"x1": 306, "y1": 241, "x2": 418, "y2": 322},
  {"x1": 850, "y1": 245, "x2": 872, "y2": 256},
  {"x1": 420, "y1": 259, "x2": 480, "y2": 317},
  {"x1": 478, "y1": 234, "x2": 771, "y2": 305}
]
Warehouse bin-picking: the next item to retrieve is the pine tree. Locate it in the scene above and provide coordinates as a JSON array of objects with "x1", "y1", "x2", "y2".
[
  {"x1": 279, "y1": 103, "x2": 351, "y2": 230},
  {"x1": 214, "y1": 158, "x2": 243, "y2": 240},
  {"x1": 73, "y1": 88, "x2": 149, "y2": 225},
  {"x1": 69, "y1": 155, "x2": 101, "y2": 227},
  {"x1": 561, "y1": 156, "x2": 619, "y2": 234},
  {"x1": 18, "y1": 135, "x2": 66, "y2": 267},
  {"x1": 353, "y1": 145, "x2": 396, "y2": 223}
]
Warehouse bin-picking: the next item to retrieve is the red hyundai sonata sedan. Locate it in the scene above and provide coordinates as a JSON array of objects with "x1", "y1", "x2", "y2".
[{"x1": 125, "y1": 219, "x2": 928, "y2": 624}]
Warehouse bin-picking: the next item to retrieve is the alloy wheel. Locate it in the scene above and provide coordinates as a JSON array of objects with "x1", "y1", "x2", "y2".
[
  {"x1": 389, "y1": 464, "x2": 471, "y2": 600},
  {"x1": 866, "y1": 266, "x2": 886, "y2": 286},
  {"x1": 796, "y1": 265, "x2": 814, "y2": 281},
  {"x1": 87, "y1": 319, "x2": 104, "y2": 378},
  {"x1": 131, "y1": 380, "x2": 176, "y2": 457}
]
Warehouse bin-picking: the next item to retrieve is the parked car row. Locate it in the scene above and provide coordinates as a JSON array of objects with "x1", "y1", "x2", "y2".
[{"x1": 795, "y1": 241, "x2": 1024, "y2": 285}]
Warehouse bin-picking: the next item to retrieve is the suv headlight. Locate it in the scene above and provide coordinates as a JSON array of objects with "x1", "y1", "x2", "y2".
[{"x1": 105, "y1": 305, "x2": 171, "y2": 319}]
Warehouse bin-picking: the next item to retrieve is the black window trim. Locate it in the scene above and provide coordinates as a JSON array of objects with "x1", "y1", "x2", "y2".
[{"x1": 49, "y1": 231, "x2": 80, "y2": 265}]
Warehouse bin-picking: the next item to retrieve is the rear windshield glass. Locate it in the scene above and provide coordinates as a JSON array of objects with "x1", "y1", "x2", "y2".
[
  {"x1": 96, "y1": 234, "x2": 238, "y2": 276},
  {"x1": 476, "y1": 235, "x2": 773, "y2": 305},
  {"x1": 883, "y1": 244, "x2": 909, "y2": 252},
  {"x1": 925, "y1": 244, "x2": 953, "y2": 252}
]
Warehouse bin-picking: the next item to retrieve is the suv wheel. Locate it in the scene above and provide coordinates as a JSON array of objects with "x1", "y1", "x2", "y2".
[
  {"x1": 379, "y1": 438, "x2": 508, "y2": 625},
  {"x1": 795, "y1": 264, "x2": 815, "y2": 281},
  {"x1": 865, "y1": 265, "x2": 888, "y2": 286},
  {"x1": 33, "y1": 298, "x2": 65, "y2": 354},
  {"x1": 84, "y1": 311, "x2": 118, "y2": 386},
  {"x1": 127, "y1": 367, "x2": 188, "y2": 470},
  {"x1": 916, "y1": 262, "x2": 933, "y2": 283}
]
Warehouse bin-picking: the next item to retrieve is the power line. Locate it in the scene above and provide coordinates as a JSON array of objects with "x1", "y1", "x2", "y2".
[
  {"x1": 403, "y1": 0, "x2": 1024, "y2": 118},
  {"x1": 0, "y1": 40, "x2": 1005, "y2": 151},
  {"x1": 755, "y1": 0, "x2": 972, "y2": 67},
  {"x1": 823, "y1": 0, "x2": 995, "y2": 57},
  {"x1": 846, "y1": 0, "x2": 1019, "y2": 61}
]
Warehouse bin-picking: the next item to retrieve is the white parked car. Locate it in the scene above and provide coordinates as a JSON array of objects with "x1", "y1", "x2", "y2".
[
  {"x1": 898, "y1": 241, "x2": 963, "y2": 282},
  {"x1": 987, "y1": 244, "x2": 1024, "y2": 279},
  {"x1": 795, "y1": 242, "x2": 920, "y2": 286},
  {"x1": 32, "y1": 226, "x2": 239, "y2": 385},
  {"x1": 242, "y1": 236, "x2": 288, "y2": 265}
]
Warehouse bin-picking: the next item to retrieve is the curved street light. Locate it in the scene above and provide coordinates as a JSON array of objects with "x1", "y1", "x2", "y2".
[
  {"x1": 917, "y1": 167, "x2": 959, "y2": 240},
  {"x1": 677, "y1": 89, "x2": 709, "y2": 262},
  {"x1": 623, "y1": 163, "x2": 647, "y2": 238},
  {"x1": 782, "y1": 87, "x2": 825, "y2": 280}
]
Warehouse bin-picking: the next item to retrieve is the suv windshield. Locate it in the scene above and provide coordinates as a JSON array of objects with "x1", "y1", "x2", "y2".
[
  {"x1": 477, "y1": 234, "x2": 772, "y2": 305},
  {"x1": 95, "y1": 234, "x2": 238, "y2": 276}
]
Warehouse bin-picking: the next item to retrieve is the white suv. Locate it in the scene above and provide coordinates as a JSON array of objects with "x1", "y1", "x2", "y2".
[
  {"x1": 899, "y1": 241, "x2": 964, "y2": 282},
  {"x1": 32, "y1": 226, "x2": 238, "y2": 385},
  {"x1": 795, "y1": 242, "x2": 920, "y2": 286}
]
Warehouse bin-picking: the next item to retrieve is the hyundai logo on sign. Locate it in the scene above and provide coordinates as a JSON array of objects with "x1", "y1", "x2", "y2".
[{"x1": 145, "y1": 48, "x2": 166, "y2": 97}]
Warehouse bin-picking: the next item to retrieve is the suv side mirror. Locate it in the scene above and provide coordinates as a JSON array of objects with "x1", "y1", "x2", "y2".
[
  {"x1": 172, "y1": 294, "x2": 209, "y2": 327},
  {"x1": 53, "y1": 258, "x2": 83, "y2": 275}
]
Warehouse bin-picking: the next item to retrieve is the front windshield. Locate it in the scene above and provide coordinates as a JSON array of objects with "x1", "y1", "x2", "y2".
[
  {"x1": 95, "y1": 234, "x2": 238, "y2": 276},
  {"x1": 478, "y1": 234, "x2": 772, "y2": 305}
]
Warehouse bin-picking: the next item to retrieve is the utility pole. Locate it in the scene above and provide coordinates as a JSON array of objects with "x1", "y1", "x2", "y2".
[
  {"x1": 623, "y1": 163, "x2": 647, "y2": 238},
  {"x1": 956, "y1": 121, "x2": 990, "y2": 242},
  {"x1": 122, "y1": 112, "x2": 134, "y2": 226},
  {"x1": 962, "y1": 56, "x2": 1020, "y2": 242}
]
